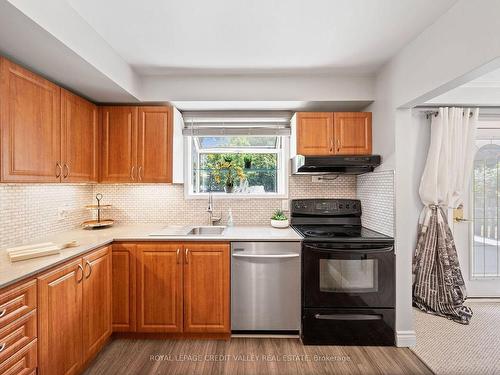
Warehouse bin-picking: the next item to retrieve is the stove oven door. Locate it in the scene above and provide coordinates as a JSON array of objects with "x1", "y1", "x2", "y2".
[{"x1": 302, "y1": 242, "x2": 395, "y2": 308}]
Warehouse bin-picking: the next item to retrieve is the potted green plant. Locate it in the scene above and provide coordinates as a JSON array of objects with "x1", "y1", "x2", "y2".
[
  {"x1": 243, "y1": 155, "x2": 252, "y2": 169},
  {"x1": 270, "y1": 209, "x2": 289, "y2": 228},
  {"x1": 210, "y1": 155, "x2": 245, "y2": 193}
]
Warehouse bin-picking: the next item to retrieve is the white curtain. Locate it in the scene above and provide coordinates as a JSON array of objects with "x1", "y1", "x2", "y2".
[
  {"x1": 413, "y1": 107, "x2": 478, "y2": 324},
  {"x1": 419, "y1": 107, "x2": 479, "y2": 209}
]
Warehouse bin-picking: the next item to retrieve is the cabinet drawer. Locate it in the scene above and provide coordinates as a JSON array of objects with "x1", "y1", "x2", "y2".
[
  {"x1": 0, "y1": 310, "x2": 37, "y2": 364},
  {"x1": 0, "y1": 280, "x2": 36, "y2": 329},
  {"x1": 0, "y1": 338, "x2": 37, "y2": 375}
]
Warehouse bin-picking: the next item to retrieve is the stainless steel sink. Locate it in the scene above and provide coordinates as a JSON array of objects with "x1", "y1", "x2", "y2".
[{"x1": 187, "y1": 226, "x2": 226, "y2": 236}]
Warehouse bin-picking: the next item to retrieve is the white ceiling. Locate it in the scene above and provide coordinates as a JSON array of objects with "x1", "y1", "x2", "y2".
[{"x1": 66, "y1": 0, "x2": 456, "y2": 76}]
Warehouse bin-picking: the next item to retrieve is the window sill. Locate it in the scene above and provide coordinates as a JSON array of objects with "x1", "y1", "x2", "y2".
[{"x1": 185, "y1": 192, "x2": 288, "y2": 200}]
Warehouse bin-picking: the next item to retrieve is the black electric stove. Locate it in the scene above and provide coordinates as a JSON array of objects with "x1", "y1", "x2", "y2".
[{"x1": 291, "y1": 199, "x2": 395, "y2": 346}]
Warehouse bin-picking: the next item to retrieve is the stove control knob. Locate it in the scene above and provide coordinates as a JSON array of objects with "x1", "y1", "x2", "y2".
[{"x1": 339, "y1": 204, "x2": 344, "y2": 209}]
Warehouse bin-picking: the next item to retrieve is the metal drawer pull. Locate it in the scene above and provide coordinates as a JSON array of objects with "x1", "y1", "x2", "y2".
[
  {"x1": 85, "y1": 260, "x2": 92, "y2": 278},
  {"x1": 232, "y1": 253, "x2": 299, "y2": 259},
  {"x1": 0, "y1": 343, "x2": 5, "y2": 353},
  {"x1": 77, "y1": 264, "x2": 84, "y2": 283},
  {"x1": 0, "y1": 309, "x2": 6, "y2": 318},
  {"x1": 314, "y1": 314, "x2": 382, "y2": 321},
  {"x1": 185, "y1": 248, "x2": 189, "y2": 264}
]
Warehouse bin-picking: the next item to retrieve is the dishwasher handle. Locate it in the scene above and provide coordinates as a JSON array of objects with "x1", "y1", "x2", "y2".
[{"x1": 232, "y1": 253, "x2": 299, "y2": 259}]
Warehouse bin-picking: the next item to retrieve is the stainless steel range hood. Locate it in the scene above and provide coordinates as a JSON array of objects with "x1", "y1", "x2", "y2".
[{"x1": 291, "y1": 155, "x2": 381, "y2": 175}]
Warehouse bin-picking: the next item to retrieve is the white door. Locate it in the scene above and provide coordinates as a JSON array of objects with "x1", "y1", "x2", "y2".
[{"x1": 454, "y1": 133, "x2": 500, "y2": 297}]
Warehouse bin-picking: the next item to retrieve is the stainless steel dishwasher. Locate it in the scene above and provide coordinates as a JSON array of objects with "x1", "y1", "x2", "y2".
[{"x1": 231, "y1": 242, "x2": 301, "y2": 332}]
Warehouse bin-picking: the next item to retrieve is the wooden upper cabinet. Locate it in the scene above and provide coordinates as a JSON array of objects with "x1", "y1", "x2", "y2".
[
  {"x1": 0, "y1": 58, "x2": 61, "y2": 182},
  {"x1": 296, "y1": 112, "x2": 334, "y2": 156},
  {"x1": 82, "y1": 246, "x2": 111, "y2": 364},
  {"x1": 100, "y1": 106, "x2": 137, "y2": 182},
  {"x1": 183, "y1": 243, "x2": 230, "y2": 333},
  {"x1": 136, "y1": 243, "x2": 183, "y2": 332},
  {"x1": 112, "y1": 243, "x2": 137, "y2": 332},
  {"x1": 137, "y1": 106, "x2": 173, "y2": 183},
  {"x1": 61, "y1": 89, "x2": 98, "y2": 182},
  {"x1": 37, "y1": 258, "x2": 83, "y2": 375},
  {"x1": 333, "y1": 112, "x2": 372, "y2": 155},
  {"x1": 295, "y1": 111, "x2": 372, "y2": 156}
]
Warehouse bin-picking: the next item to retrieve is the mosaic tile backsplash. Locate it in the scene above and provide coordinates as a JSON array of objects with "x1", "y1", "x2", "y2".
[
  {"x1": 91, "y1": 175, "x2": 356, "y2": 226},
  {"x1": 356, "y1": 170, "x2": 395, "y2": 236},
  {"x1": 0, "y1": 171, "x2": 395, "y2": 248},
  {"x1": 0, "y1": 184, "x2": 93, "y2": 248}
]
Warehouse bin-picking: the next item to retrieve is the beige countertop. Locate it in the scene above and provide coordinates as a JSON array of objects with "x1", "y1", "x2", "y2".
[{"x1": 0, "y1": 224, "x2": 301, "y2": 289}]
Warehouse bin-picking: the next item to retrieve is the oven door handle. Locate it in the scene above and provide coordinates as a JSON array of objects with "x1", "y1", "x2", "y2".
[
  {"x1": 304, "y1": 245, "x2": 393, "y2": 253},
  {"x1": 314, "y1": 313, "x2": 382, "y2": 321}
]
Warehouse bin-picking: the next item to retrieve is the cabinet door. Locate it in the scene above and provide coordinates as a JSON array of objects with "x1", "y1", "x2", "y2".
[
  {"x1": 61, "y1": 89, "x2": 98, "y2": 182},
  {"x1": 38, "y1": 258, "x2": 83, "y2": 375},
  {"x1": 296, "y1": 112, "x2": 334, "y2": 156},
  {"x1": 136, "y1": 243, "x2": 183, "y2": 332},
  {"x1": 137, "y1": 106, "x2": 173, "y2": 183},
  {"x1": 112, "y1": 243, "x2": 136, "y2": 332},
  {"x1": 82, "y1": 247, "x2": 111, "y2": 364},
  {"x1": 333, "y1": 112, "x2": 372, "y2": 155},
  {"x1": 183, "y1": 243, "x2": 230, "y2": 333},
  {"x1": 0, "y1": 58, "x2": 61, "y2": 182},
  {"x1": 100, "y1": 106, "x2": 137, "y2": 182}
]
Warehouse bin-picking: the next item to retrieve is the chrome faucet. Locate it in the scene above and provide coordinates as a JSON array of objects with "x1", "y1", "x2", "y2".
[{"x1": 207, "y1": 192, "x2": 222, "y2": 226}]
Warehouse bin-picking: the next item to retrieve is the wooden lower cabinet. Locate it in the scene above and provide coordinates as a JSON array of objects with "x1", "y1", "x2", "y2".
[
  {"x1": 184, "y1": 243, "x2": 230, "y2": 333},
  {"x1": 136, "y1": 243, "x2": 183, "y2": 332},
  {"x1": 37, "y1": 258, "x2": 83, "y2": 375},
  {"x1": 82, "y1": 247, "x2": 112, "y2": 363},
  {"x1": 111, "y1": 243, "x2": 136, "y2": 332},
  {"x1": 0, "y1": 338, "x2": 37, "y2": 375},
  {"x1": 37, "y1": 246, "x2": 111, "y2": 375},
  {"x1": 132, "y1": 242, "x2": 230, "y2": 335}
]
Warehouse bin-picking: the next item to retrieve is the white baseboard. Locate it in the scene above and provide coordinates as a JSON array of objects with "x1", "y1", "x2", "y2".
[{"x1": 396, "y1": 330, "x2": 416, "y2": 347}]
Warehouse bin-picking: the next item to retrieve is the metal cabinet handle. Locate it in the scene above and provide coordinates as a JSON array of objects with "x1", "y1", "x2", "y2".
[
  {"x1": 232, "y1": 253, "x2": 299, "y2": 259},
  {"x1": 77, "y1": 264, "x2": 84, "y2": 283},
  {"x1": 176, "y1": 248, "x2": 180, "y2": 264},
  {"x1": 55, "y1": 162, "x2": 62, "y2": 178},
  {"x1": 0, "y1": 343, "x2": 5, "y2": 353},
  {"x1": 0, "y1": 309, "x2": 6, "y2": 318},
  {"x1": 336, "y1": 139, "x2": 340, "y2": 152},
  {"x1": 315, "y1": 313, "x2": 382, "y2": 321},
  {"x1": 131, "y1": 166, "x2": 135, "y2": 181},
  {"x1": 63, "y1": 163, "x2": 70, "y2": 178},
  {"x1": 138, "y1": 166, "x2": 143, "y2": 181},
  {"x1": 185, "y1": 248, "x2": 189, "y2": 264},
  {"x1": 85, "y1": 260, "x2": 92, "y2": 279}
]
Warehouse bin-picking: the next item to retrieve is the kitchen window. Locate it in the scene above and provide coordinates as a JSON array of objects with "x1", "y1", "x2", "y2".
[
  {"x1": 183, "y1": 112, "x2": 290, "y2": 198},
  {"x1": 186, "y1": 135, "x2": 288, "y2": 198}
]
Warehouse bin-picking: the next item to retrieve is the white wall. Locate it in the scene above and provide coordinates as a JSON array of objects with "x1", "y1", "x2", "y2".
[
  {"x1": 369, "y1": 0, "x2": 500, "y2": 346},
  {"x1": 140, "y1": 73, "x2": 374, "y2": 102}
]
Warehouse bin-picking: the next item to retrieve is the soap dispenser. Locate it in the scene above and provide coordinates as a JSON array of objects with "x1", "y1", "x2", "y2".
[{"x1": 227, "y1": 208, "x2": 234, "y2": 227}]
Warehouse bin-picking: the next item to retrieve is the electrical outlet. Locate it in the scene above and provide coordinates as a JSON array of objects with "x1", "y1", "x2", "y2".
[
  {"x1": 281, "y1": 199, "x2": 289, "y2": 211},
  {"x1": 57, "y1": 206, "x2": 68, "y2": 221}
]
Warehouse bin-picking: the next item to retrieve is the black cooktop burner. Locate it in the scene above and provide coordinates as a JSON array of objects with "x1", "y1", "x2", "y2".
[
  {"x1": 292, "y1": 225, "x2": 392, "y2": 242},
  {"x1": 301, "y1": 228, "x2": 360, "y2": 238}
]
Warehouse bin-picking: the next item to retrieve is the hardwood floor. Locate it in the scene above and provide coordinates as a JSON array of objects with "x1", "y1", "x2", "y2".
[{"x1": 83, "y1": 338, "x2": 432, "y2": 375}]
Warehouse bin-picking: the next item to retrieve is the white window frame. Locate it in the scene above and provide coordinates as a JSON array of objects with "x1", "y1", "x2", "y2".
[
  {"x1": 184, "y1": 135, "x2": 289, "y2": 199},
  {"x1": 469, "y1": 121, "x2": 500, "y2": 279}
]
